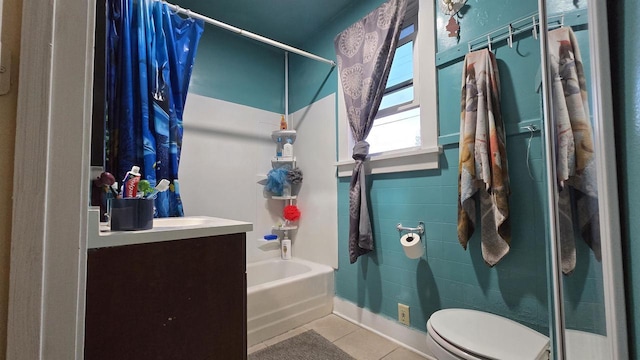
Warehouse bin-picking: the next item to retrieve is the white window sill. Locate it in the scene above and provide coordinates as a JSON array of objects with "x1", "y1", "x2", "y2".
[{"x1": 335, "y1": 145, "x2": 441, "y2": 177}]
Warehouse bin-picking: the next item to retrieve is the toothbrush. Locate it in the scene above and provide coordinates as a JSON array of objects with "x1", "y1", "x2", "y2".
[
  {"x1": 145, "y1": 179, "x2": 170, "y2": 199},
  {"x1": 110, "y1": 182, "x2": 119, "y2": 198}
]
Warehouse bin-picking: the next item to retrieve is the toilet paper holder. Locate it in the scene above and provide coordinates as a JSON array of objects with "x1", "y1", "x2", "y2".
[{"x1": 396, "y1": 221, "x2": 425, "y2": 235}]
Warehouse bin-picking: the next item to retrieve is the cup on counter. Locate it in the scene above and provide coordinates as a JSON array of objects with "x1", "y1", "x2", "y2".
[{"x1": 108, "y1": 198, "x2": 154, "y2": 231}]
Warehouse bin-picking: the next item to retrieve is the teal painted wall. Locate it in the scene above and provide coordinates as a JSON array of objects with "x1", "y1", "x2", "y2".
[
  {"x1": 609, "y1": 0, "x2": 640, "y2": 358},
  {"x1": 291, "y1": 0, "x2": 606, "y2": 337},
  {"x1": 187, "y1": 23, "x2": 285, "y2": 113},
  {"x1": 288, "y1": 1, "x2": 388, "y2": 113},
  {"x1": 436, "y1": 0, "x2": 605, "y2": 336},
  {"x1": 336, "y1": 143, "x2": 554, "y2": 333}
]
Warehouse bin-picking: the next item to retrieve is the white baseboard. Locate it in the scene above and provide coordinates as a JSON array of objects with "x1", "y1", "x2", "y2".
[{"x1": 333, "y1": 297, "x2": 436, "y2": 359}]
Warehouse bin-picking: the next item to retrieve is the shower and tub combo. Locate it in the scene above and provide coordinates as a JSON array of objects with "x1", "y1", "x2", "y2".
[{"x1": 246, "y1": 257, "x2": 334, "y2": 347}]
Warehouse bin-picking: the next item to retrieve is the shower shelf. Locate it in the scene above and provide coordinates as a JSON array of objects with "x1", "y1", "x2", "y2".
[
  {"x1": 256, "y1": 238, "x2": 280, "y2": 244},
  {"x1": 271, "y1": 130, "x2": 297, "y2": 144},
  {"x1": 272, "y1": 156, "x2": 296, "y2": 163},
  {"x1": 271, "y1": 195, "x2": 297, "y2": 200},
  {"x1": 263, "y1": 127, "x2": 300, "y2": 239},
  {"x1": 272, "y1": 225, "x2": 298, "y2": 231}
]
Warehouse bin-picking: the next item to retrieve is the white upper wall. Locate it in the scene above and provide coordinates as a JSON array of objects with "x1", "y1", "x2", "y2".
[
  {"x1": 180, "y1": 93, "x2": 338, "y2": 267},
  {"x1": 180, "y1": 94, "x2": 282, "y2": 262},
  {"x1": 290, "y1": 93, "x2": 338, "y2": 268}
]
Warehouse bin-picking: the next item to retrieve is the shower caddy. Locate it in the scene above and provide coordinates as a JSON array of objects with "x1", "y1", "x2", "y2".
[{"x1": 268, "y1": 129, "x2": 298, "y2": 240}]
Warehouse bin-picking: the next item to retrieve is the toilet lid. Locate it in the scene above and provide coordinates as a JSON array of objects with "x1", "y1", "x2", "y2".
[{"x1": 429, "y1": 309, "x2": 549, "y2": 360}]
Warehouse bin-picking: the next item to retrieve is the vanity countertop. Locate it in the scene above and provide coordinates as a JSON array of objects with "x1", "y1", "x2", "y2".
[{"x1": 88, "y1": 208, "x2": 253, "y2": 249}]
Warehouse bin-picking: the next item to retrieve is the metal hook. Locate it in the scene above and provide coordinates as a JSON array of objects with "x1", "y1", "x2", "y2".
[
  {"x1": 561, "y1": 13, "x2": 565, "y2": 27},
  {"x1": 532, "y1": 16, "x2": 538, "y2": 40},
  {"x1": 487, "y1": 35, "x2": 492, "y2": 52},
  {"x1": 168, "y1": 3, "x2": 181, "y2": 15},
  {"x1": 508, "y1": 24, "x2": 513, "y2": 48},
  {"x1": 468, "y1": 42, "x2": 472, "y2": 53},
  {"x1": 522, "y1": 125, "x2": 538, "y2": 180}
]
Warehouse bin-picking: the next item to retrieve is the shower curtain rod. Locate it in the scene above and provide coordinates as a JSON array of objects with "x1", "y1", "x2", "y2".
[{"x1": 157, "y1": 0, "x2": 337, "y2": 66}]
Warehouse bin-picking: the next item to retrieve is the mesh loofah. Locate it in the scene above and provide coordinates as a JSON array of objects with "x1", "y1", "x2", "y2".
[
  {"x1": 265, "y1": 166, "x2": 291, "y2": 196},
  {"x1": 287, "y1": 167, "x2": 303, "y2": 184},
  {"x1": 283, "y1": 205, "x2": 301, "y2": 222}
]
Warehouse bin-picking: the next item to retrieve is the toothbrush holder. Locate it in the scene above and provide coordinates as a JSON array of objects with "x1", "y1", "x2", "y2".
[{"x1": 109, "y1": 198, "x2": 154, "y2": 231}]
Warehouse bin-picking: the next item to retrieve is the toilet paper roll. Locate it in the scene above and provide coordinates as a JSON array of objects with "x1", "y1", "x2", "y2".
[{"x1": 400, "y1": 233, "x2": 423, "y2": 259}]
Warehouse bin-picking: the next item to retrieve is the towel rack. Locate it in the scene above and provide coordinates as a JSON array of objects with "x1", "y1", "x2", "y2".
[
  {"x1": 466, "y1": 13, "x2": 564, "y2": 53},
  {"x1": 436, "y1": 8, "x2": 586, "y2": 67}
]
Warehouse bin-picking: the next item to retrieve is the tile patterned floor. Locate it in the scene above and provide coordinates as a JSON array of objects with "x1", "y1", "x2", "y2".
[{"x1": 248, "y1": 314, "x2": 428, "y2": 360}]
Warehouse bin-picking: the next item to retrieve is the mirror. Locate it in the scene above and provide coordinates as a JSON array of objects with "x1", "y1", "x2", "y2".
[
  {"x1": 436, "y1": 0, "x2": 626, "y2": 358},
  {"x1": 539, "y1": 0, "x2": 627, "y2": 358}
]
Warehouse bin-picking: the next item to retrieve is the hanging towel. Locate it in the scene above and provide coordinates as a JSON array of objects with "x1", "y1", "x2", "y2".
[
  {"x1": 458, "y1": 49, "x2": 511, "y2": 266},
  {"x1": 548, "y1": 27, "x2": 600, "y2": 274}
]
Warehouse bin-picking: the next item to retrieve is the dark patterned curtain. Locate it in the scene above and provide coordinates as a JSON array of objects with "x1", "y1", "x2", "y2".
[
  {"x1": 334, "y1": 0, "x2": 407, "y2": 263},
  {"x1": 106, "y1": 0, "x2": 204, "y2": 217}
]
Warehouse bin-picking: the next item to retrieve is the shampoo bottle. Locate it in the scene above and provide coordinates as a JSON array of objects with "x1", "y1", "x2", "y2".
[
  {"x1": 280, "y1": 115, "x2": 287, "y2": 130},
  {"x1": 281, "y1": 236, "x2": 291, "y2": 260},
  {"x1": 283, "y1": 138, "x2": 293, "y2": 158},
  {"x1": 276, "y1": 137, "x2": 283, "y2": 158}
]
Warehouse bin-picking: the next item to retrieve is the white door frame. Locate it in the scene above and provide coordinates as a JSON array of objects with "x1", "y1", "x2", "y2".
[
  {"x1": 6, "y1": 0, "x2": 95, "y2": 358},
  {"x1": 0, "y1": 0, "x2": 4, "y2": 36}
]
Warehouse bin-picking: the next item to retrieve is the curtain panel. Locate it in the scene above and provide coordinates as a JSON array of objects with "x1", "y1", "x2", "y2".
[
  {"x1": 106, "y1": 0, "x2": 204, "y2": 217},
  {"x1": 334, "y1": 0, "x2": 407, "y2": 263}
]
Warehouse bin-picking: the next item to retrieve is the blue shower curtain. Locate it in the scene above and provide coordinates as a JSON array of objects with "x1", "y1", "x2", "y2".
[{"x1": 106, "y1": 0, "x2": 204, "y2": 217}]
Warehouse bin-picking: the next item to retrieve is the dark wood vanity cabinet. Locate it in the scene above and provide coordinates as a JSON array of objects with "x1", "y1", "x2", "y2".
[{"x1": 84, "y1": 233, "x2": 247, "y2": 360}]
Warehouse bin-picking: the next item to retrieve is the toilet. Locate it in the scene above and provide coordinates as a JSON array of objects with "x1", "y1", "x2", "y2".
[
  {"x1": 426, "y1": 309, "x2": 612, "y2": 360},
  {"x1": 426, "y1": 308, "x2": 550, "y2": 360}
]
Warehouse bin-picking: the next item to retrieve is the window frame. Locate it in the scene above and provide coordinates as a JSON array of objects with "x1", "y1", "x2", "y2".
[
  {"x1": 336, "y1": 0, "x2": 440, "y2": 177},
  {"x1": 375, "y1": 9, "x2": 418, "y2": 121}
]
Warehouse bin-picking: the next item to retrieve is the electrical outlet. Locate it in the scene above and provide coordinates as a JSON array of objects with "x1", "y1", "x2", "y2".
[{"x1": 398, "y1": 303, "x2": 410, "y2": 326}]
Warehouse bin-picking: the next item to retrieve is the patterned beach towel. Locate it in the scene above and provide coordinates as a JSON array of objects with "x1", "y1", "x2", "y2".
[
  {"x1": 458, "y1": 49, "x2": 511, "y2": 266},
  {"x1": 548, "y1": 27, "x2": 600, "y2": 274}
]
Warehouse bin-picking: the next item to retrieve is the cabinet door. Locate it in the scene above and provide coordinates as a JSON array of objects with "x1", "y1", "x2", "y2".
[{"x1": 85, "y1": 233, "x2": 246, "y2": 360}]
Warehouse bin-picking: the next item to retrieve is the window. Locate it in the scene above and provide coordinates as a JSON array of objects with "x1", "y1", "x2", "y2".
[
  {"x1": 368, "y1": 7, "x2": 419, "y2": 154},
  {"x1": 337, "y1": 0, "x2": 440, "y2": 176}
]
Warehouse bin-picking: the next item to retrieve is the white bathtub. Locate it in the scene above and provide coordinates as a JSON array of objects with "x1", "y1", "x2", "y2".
[{"x1": 247, "y1": 258, "x2": 334, "y2": 346}]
